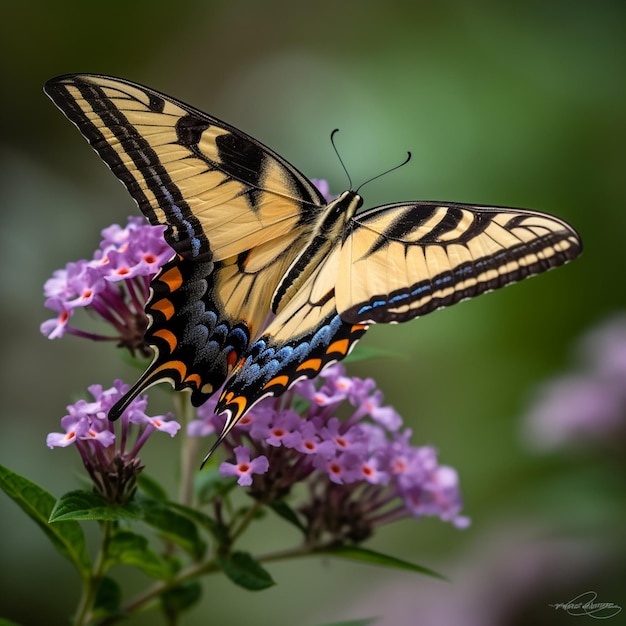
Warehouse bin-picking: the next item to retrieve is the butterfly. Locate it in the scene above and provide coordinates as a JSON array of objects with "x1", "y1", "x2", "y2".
[{"x1": 45, "y1": 74, "x2": 582, "y2": 457}]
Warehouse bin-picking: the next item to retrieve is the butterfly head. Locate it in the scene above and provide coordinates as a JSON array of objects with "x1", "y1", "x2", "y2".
[{"x1": 335, "y1": 189, "x2": 364, "y2": 210}]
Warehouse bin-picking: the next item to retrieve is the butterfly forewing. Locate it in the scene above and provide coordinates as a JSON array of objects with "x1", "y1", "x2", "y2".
[
  {"x1": 44, "y1": 74, "x2": 325, "y2": 261},
  {"x1": 336, "y1": 202, "x2": 582, "y2": 324}
]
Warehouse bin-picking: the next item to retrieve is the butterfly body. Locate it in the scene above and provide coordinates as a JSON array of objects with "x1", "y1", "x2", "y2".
[
  {"x1": 45, "y1": 74, "x2": 582, "y2": 453},
  {"x1": 272, "y1": 190, "x2": 363, "y2": 313}
]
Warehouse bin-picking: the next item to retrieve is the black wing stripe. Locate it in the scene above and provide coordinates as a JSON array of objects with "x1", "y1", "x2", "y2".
[
  {"x1": 46, "y1": 78, "x2": 211, "y2": 260},
  {"x1": 420, "y1": 207, "x2": 466, "y2": 242},
  {"x1": 363, "y1": 206, "x2": 438, "y2": 254},
  {"x1": 359, "y1": 205, "x2": 495, "y2": 255}
]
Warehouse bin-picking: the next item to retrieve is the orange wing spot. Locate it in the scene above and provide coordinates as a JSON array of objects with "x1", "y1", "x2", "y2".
[
  {"x1": 327, "y1": 339, "x2": 349, "y2": 355},
  {"x1": 218, "y1": 390, "x2": 248, "y2": 421},
  {"x1": 152, "y1": 360, "x2": 187, "y2": 379},
  {"x1": 184, "y1": 373, "x2": 202, "y2": 388},
  {"x1": 152, "y1": 328, "x2": 178, "y2": 352},
  {"x1": 227, "y1": 395, "x2": 248, "y2": 421},
  {"x1": 150, "y1": 298, "x2": 175, "y2": 320},
  {"x1": 351, "y1": 323, "x2": 368, "y2": 332},
  {"x1": 262, "y1": 375, "x2": 290, "y2": 390},
  {"x1": 159, "y1": 265, "x2": 184, "y2": 292},
  {"x1": 226, "y1": 350, "x2": 239, "y2": 370},
  {"x1": 296, "y1": 358, "x2": 322, "y2": 372}
]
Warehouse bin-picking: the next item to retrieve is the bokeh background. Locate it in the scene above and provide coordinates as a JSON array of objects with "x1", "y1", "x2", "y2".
[{"x1": 1, "y1": 1, "x2": 625, "y2": 624}]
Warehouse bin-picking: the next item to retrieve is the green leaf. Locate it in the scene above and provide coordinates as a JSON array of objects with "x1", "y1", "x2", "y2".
[
  {"x1": 161, "y1": 581, "x2": 202, "y2": 616},
  {"x1": 290, "y1": 396, "x2": 311, "y2": 414},
  {"x1": 136, "y1": 473, "x2": 168, "y2": 501},
  {"x1": 217, "y1": 551, "x2": 275, "y2": 590},
  {"x1": 139, "y1": 498, "x2": 206, "y2": 559},
  {"x1": 49, "y1": 489, "x2": 141, "y2": 522},
  {"x1": 0, "y1": 464, "x2": 91, "y2": 576},
  {"x1": 319, "y1": 545, "x2": 447, "y2": 581},
  {"x1": 106, "y1": 529, "x2": 173, "y2": 579},
  {"x1": 268, "y1": 500, "x2": 306, "y2": 533}
]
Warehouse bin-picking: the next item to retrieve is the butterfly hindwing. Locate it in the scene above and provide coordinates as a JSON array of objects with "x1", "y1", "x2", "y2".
[
  {"x1": 109, "y1": 254, "x2": 239, "y2": 419},
  {"x1": 336, "y1": 202, "x2": 582, "y2": 323},
  {"x1": 216, "y1": 248, "x2": 368, "y2": 434}
]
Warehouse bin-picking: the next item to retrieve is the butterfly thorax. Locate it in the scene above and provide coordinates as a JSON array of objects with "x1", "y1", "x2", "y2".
[{"x1": 271, "y1": 190, "x2": 363, "y2": 314}]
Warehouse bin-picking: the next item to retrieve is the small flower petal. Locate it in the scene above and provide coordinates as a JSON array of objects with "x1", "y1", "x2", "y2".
[{"x1": 219, "y1": 446, "x2": 269, "y2": 486}]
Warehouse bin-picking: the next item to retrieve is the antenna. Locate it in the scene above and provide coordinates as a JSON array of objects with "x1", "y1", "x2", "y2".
[
  {"x1": 330, "y1": 129, "x2": 353, "y2": 190},
  {"x1": 355, "y1": 151, "x2": 412, "y2": 194},
  {"x1": 331, "y1": 129, "x2": 412, "y2": 193}
]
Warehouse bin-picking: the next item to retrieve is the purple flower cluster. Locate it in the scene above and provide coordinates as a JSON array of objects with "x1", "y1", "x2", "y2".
[
  {"x1": 41, "y1": 217, "x2": 172, "y2": 354},
  {"x1": 523, "y1": 315, "x2": 626, "y2": 450},
  {"x1": 47, "y1": 380, "x2": 180, "y2": 502},
  {"x1": 189, "y1": 363, "x2": 469, "y2": 541}
]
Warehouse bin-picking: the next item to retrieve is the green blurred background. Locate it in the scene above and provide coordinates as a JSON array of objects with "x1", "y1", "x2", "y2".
[{"x1": 1, "y1": 1, "x2": 625, "y2": 624}]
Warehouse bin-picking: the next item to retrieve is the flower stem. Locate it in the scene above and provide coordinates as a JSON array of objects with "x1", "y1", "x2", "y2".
[
  {"x1": 73, "y1": 520, "x2": 114, "y2": 626},
  {"x1": 230, "y1": 499, "x2": 263, "y2": 543},
  {"x1": 175, "y1": 394, "x2": 198, "y2": 507}
]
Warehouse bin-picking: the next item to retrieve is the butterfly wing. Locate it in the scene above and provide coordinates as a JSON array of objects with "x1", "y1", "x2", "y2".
[
  {"x1": 44, "y1": 74, "x2": 325, "y2": 261},
  {"x1": 336, "y1": 201, "x2": 582, "y2": 324},
  {"x1": 213, "y1": 248, "x2": 368, "y2": 440},
  {"x1": 45, "y1": 74, "x2": 330, "y2": 417}
]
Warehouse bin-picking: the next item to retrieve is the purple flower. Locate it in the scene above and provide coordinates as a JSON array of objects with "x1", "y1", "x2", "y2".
[
  {"x1": 523, "y1": 315, "x2": 626, "y2": 450},
  {"x1": 320, "y1": 418, "x2": 368, "y2": 457},
  {"x1": 361, "y1": 389, "x2": 403, "y2": 431},
  {"x1": 46, "y1": 412, "x2": 115, "y2": 449},
  {"x1": 283, "y1": 421, "x2": 335, "y2": 458},
  {"x1": 41, "y1": 217, "x2": 172, "y2": 354},
  {"x1": 249, "y1": 411, "x2": 301, "y2": 447},
  {"x1": 219, "y1": 446, "x2": 269, "y2": 486},
  {"x1": 315, "y1": 453, "x2": 360, "y2": 485},
  {"x1": 47, "y1": 379, "x2": 180, "y2": 502}
]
